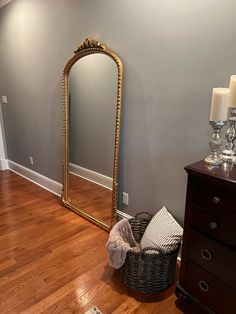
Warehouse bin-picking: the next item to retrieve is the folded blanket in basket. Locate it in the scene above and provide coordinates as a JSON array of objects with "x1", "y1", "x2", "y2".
[{"x1": 106, "y1": 218, "x2": 139, "y2": 269}]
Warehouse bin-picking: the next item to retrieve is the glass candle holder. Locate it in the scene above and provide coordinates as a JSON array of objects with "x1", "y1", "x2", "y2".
[
  {"x1": 221, "y1": 109, "x2": 236, "y2": 165},
  {"x1": 204, "y1": 120, "x2": 226, "y2": 166}
]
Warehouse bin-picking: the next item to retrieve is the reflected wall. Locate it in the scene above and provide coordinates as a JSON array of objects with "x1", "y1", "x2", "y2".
[{"x1": 68, "y1": 53, "x2": 118, "y2": 225}]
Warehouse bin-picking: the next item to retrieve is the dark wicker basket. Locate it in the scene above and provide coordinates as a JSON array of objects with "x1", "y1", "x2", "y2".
[{"x1": 117, "y1": 212, "x2": 179, "y2": 294}]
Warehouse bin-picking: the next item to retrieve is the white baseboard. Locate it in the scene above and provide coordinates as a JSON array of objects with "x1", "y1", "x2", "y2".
[
  {"x1": 5, "y1": 160, "x2": 183, "y2": 261},
  {"x1": 7, "y1": 160, "x2": 62, "y2": 196},
  {"x1": 116, "y1": 209, "x2": 133, "y2": 220},
  {"x1": 0, "y1": 158, "x2": 8, "y2": 170},
  {"x1": 69, "y1": 163, "x2": 129, "y2": 206},
  {"x1": 177, "y1": 244, "x2": 182, "y2": 261},
  {"x1": 6, "y1": 160, "x2": 137, "y2": 228},
  {"x1": 69, "y1": 163, "x2": 113, "y2": 190}
]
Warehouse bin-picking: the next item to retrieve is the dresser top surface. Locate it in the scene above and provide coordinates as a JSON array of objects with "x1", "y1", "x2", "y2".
[{"x1": 185, "y1": 160, "x2": 236, "y2": 184}]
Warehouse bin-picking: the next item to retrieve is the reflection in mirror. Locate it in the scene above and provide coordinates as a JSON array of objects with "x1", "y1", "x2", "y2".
[
  {"x1": 68, "y1": 54, "x2": 117, "y2": 226},
  {"x1": 62, "y1": 38, "x2": 123, "y2": 231}
]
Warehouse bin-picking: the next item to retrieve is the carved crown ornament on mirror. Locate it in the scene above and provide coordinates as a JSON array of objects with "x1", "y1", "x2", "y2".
[{"x1": 61, "y1": 38, "x2": 123, "y2": 231}]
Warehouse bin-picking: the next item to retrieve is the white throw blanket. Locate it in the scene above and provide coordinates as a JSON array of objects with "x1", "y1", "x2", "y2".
[{"x1": 106, "y1": 219, "x2": 139, "y2": 269}]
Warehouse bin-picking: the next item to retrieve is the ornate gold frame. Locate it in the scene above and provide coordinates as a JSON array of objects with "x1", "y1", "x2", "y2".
[{"x1": 61, "y1": 38, "x2": 123, "y2": 231}]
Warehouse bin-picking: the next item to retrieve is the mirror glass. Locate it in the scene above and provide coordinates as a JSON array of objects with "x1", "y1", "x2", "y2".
[{"x1": 68, "y1": 54, "x2": 118, "y2": 226}]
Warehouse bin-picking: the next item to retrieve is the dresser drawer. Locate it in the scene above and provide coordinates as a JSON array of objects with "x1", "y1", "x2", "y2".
[
  {"x1": 192, "y1": 177, "x2": 236, "y2": 214},
  {"x1": 190, "y1": 205, "x2": 236, "y2": 247},
  {"x1": 187, "y1": 229, "x2": 236, "y2": 288},
  {"x1": 184, "y1": 261, "x2": 236, "y2": 314}
]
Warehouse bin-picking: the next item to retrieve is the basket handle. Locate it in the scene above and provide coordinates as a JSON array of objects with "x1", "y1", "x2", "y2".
[
  {"x1": 141, "y1": 246, "x2": 164, "y2": 255},
  {"x1": 134, "y1": 211, "x2": 153, "y2": 220}
]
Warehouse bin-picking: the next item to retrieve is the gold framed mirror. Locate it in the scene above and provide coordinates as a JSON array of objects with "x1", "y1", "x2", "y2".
[{"x1": 61, "y1": 38, "x2": 123, "y2": 231}]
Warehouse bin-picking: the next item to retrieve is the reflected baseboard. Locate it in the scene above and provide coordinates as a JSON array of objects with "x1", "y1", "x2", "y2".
[
  {"x1": 69, "y1": 163, "x2": 113, "y2": 190},
  {"x1": 6, "y1": 160, "x2": 132, "y2": 224}
]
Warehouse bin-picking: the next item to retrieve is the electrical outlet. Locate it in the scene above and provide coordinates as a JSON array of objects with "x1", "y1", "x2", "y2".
[
  {"x1": 123, "y1": 192, "x2": 129, "y2": 205},
  {"x1": 1, "y1": 96, "x2": 8, "y2": 104},
  {"x1": 29, "y1": 156, "x2": 34, "y2": 166}
]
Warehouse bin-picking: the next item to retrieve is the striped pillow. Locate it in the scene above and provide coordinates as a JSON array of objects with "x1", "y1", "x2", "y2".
[{"x1": 140, "y1": 207, "x2": 183, "y2": 253}]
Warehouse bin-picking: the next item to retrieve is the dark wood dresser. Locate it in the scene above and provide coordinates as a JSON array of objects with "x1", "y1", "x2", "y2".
[{"x1": 176, "y1": 160, "x2": 236, "y2": 314}]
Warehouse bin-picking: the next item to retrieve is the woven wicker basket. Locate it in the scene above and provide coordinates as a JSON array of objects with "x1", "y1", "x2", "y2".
[{"x1": 117, "y1": 212, "x2": 179, "y2": 294}]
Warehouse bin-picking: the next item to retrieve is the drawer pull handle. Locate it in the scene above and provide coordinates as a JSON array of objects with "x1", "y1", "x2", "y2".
[
  {"x1": 209, "y1": 221, "x2": 218, "y2": 229},
  {"x1": 212, "y1": 196, "x2": 220, "y2": 204},
  {"x1": 199, "y1": 280, "x2": 210, "y2": 292},
  {"x1": 201, "y1": 249, "x2": 213, "y2": 261}
]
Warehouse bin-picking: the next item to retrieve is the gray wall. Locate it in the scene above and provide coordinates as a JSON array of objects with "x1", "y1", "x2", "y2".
[
  {"x1": 0, "y1": 0, "x2": 236, "y2": 223},
  {"x1": 69, "y1": 54, "x2": 117, "y2": 177},
  {"x1": 0, "y1": 48, "x2": 7, "y2": 162}
]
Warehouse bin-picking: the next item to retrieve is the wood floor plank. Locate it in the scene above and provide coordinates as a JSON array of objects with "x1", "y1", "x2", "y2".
[
  {"x1": 0, "y1": 170, "x2": 205, "y2": 313},
  {"x1": 22, "y1": 261, "x2": 109, "y2": 314},
  {"x1": 0, "y1": 257, "x2": 16, "y2": 272},
  {"x1": 68, "y1": 174, "x2": 113, "y2": 225}
]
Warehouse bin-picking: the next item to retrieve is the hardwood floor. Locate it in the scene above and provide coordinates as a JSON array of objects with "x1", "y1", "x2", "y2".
[
  {"x1": 68, "y1": 173, "x2": 112, "y2": 225},
  {"x1": 0, "y1": 170, "x2": 206, "y2": 313}
]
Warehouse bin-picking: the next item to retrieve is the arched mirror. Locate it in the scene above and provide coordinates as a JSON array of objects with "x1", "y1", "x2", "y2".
[{"x1": 62, "y1": 38, "x2": 123, "y2": 231}]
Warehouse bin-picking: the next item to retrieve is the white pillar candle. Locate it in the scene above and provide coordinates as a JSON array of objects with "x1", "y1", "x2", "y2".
[
  {"x1": 228, "y1": 75, "x2": 236, "y2": 107},
  {"x1": 209, "y1": 88, "x2": 229, "y2": 121}
]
